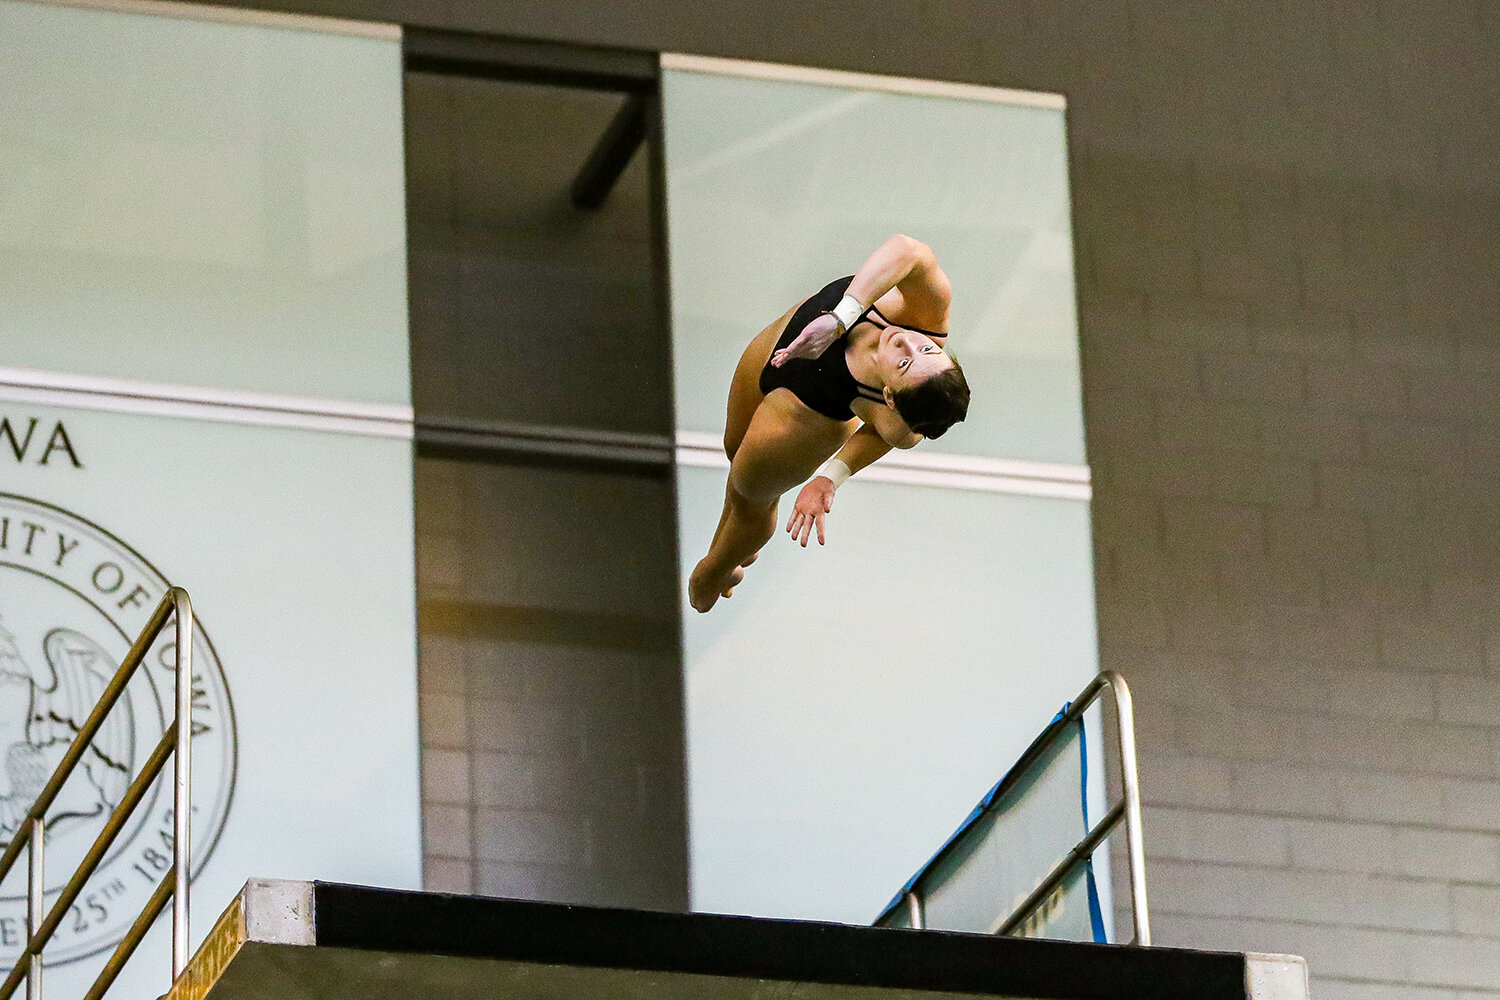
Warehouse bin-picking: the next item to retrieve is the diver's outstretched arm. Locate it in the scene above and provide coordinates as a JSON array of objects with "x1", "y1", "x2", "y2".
[
  {"x1": 845, "y1": 234, "x2": 952, "y2": 331},
  {"x1": 771, "y1": 235, "x2": 952, "y2": 368},
  {"x1": 784, "y1": 424, "x2": 894, "y2": 546}
]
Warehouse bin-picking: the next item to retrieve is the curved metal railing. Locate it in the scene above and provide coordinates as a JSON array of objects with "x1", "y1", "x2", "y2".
[
  {"x1": 0, "y1": 588, "x2": 194, "y2": 1000},
  {"x1": 891, "y1": 670, "x2": 1150, "y2": 945}
]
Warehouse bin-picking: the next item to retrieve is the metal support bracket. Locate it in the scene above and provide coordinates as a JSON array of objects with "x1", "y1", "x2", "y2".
[{"x1": 570, "y1": 93, "x2": 649, "y2": 210}]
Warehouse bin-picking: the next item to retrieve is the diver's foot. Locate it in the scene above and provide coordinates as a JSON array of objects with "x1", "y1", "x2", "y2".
[
  {"x1": 719, "y1": 553, "x2": 758, "y2": 599},
  {"x1": 720, "y1": 565, "x2": 746, "y2": 599},
  {"x1": 689, "y1": 561, "x2": 746, "y2": 613}
]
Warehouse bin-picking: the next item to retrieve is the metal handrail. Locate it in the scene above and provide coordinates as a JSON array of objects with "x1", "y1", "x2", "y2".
[
  {"x1": 0, "y1": 589, "x2": 194, "y2": 1000},
  {"x1": 895, "y1": 670, "x2": 1150, "y2": 945}
]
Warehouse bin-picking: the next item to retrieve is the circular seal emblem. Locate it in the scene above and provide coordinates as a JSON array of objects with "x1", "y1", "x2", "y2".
[{"x1": 0, "y1": 493, "x2": 236, "y2": 966}]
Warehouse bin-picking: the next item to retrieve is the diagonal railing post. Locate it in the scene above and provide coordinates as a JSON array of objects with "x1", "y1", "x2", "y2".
[{"x1": 0, "y1": 596, "x2": 175, "y2": 888}]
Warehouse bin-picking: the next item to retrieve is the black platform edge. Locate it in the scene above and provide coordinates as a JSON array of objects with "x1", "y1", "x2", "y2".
[{"x1": 312, "y1": 883, "x2": 1247, "y2": 1000}]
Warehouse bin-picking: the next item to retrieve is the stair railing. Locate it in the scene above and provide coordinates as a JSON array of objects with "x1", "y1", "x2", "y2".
[
  {"x1": 888, "y1": 670, "x2": 1150, "y2": 945},
  {"x1": 0, "y1": 588, "x2": 194, "y2": 1000}
]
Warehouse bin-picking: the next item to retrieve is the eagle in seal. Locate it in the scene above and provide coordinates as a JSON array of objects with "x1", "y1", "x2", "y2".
[{"x1": 0, "y1": 616, "x2": 135, "y2": 842}]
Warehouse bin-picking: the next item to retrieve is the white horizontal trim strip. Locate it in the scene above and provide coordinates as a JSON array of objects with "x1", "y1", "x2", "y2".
[
  {"x1": 674, "y1": 430, "x2": 1090, "y2": 500},
  {"x1": 661, "y1": 53, "x2": 1066, "y2": 111},
  {"x1": 19, "y1": 0, "x2": 400, "y2": 39},
  {"x1": 867, "y1": 446, "x2": 1091, "y2": 485},
  {"x1": 0, "y1": 367, "x2": 414, "y2": 440}
]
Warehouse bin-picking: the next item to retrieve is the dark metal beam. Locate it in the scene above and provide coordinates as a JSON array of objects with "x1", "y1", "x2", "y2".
[
  {"x1": 403, "y1": 29, "x2": 656, "y2": 92},
  {"x1": 570, "y1": 93, "x2": 649, "y2": 210}
]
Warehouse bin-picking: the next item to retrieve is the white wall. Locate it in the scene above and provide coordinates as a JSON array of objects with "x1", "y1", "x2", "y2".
[
  {"x1": 663, "y1": 61, "x2": 1105, "y2": 930},
  {"x1": 0, "y1": 3, "x2": 419, "y2": 995}
]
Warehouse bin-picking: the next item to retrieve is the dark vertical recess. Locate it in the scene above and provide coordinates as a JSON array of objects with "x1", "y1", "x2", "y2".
[{"x1": 403, "y1": 28, "x2": 687, "y2": 912}]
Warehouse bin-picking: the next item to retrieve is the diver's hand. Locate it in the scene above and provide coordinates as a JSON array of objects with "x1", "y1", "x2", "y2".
[
  {"x1": 770, "y1": 313, "x2": 842, "y2": 367},
  {"x1": 786, "y1": 477, "x2": 836, "y2": 546}
]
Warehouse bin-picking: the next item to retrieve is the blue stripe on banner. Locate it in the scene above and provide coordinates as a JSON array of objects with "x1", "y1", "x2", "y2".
[{"x1": 1075, "y1": 711, "x2": 1108, "y2": 944}]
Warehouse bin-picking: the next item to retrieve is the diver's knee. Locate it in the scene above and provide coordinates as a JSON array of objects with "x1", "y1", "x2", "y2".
[{"x1": 726, "y1": 476, "x2": 775, "y2": 511}]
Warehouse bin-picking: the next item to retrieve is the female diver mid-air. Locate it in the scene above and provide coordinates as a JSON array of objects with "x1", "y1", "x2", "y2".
[{"x1": 689, "y1": 234, "x2": 971, "y2": 613}]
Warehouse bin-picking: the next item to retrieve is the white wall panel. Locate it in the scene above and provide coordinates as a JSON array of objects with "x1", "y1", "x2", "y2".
[
  {"x1": 0, "y1": 0, "x2": 408, "y2": 406},
  {"x1": 0, "y1": 2, "x2": 416, "y2": 994},
  {"x1": 663, "y1": 60, "x2": 1105, "y2": 931}
]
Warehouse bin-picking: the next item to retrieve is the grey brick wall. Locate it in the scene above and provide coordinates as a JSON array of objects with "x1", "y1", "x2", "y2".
[
  {"x1": 199, "y1": 0, "x2": 1500, "y2": 990},
  {"x1": 1069, "y1": 7, "x2": 1500, "y2": 993},
  {"x1": 406, "y1": 70, "x2": 686, "y2": 911},
  {"x1": 415, "y1": 457, "x2": 686, "y2": 910},
  {"x1": 1090, "y1": 156, "x2": 1500, "y2": 992}
]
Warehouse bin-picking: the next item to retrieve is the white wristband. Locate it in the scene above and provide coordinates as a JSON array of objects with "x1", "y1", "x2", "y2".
[
  {"x1": 830, "y1": 294, "x2": 864, "y2": 331},
  {"x1": 814, "y1": 458, "x2": 852, "y2": 489}
]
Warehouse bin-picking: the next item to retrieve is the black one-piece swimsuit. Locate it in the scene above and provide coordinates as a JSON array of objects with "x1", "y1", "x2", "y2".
[
  {"x1": 758, "y1": 275, "x2": 947, "y2": 420},
  {"x1": 758, "y1": 276, "x2": 885, "y2": 420}
]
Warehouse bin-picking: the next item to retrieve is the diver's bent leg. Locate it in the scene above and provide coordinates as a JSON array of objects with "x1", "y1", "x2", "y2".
[
  {"x1": 691, "y1": 387, "x2": 849, "y2": 612},
  {"x1": 705, "y1": 486, "x2": 764, "y2": 571},
  {"x1": 688, "y1": 485, "x2": 778, "y2": 614},
  {"x1": 704, "y1": 478, "x2": 736, "y2": 556}
]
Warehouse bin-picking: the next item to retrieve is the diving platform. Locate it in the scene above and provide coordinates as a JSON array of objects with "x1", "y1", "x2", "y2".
[{"x1": 166, "y1": 879, "x2": 1308, "y2": 1000}]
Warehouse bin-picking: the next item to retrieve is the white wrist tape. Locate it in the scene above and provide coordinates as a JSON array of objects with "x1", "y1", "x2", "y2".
[
  {"x1": 814, "y1": 458, "x2": 852, "y2": 489},
  {"x1": 830, "y1": 294, "x2": 864, "y2": 331}
]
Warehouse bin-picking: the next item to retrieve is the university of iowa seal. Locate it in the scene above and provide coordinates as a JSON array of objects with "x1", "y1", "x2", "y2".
[{"x1": 0, "y1": 494, "x2": 236, "y2": 966}]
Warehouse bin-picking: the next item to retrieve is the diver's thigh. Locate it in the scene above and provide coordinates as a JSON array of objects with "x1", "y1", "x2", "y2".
[
  {"x1": 724, "y1": 314, "x2": 791, "y2": 458},
  {"x1": 724, "y1": 351, "x2": 766, "y2": 459},
  {"x1": 728, "y1": 392, "x2": 844, "y2": 504}
]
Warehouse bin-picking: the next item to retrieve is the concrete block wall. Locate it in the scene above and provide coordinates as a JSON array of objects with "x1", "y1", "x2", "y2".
[
  {"x1": 1060, "y1": 8, "x2": 1500, "y2": 996},
  {"x1": 1088, "y1": 157, "x2": 1500, "y2": 992},
  {"x1": 197, "y1": 0, "x2": 1500, "y2": 990},
  {"x1": 415, "y1": 457, "x2": 686, "y2": 910},
  {"x1": 405, "y1": 68, "x2": 685, "y2": 911}
]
